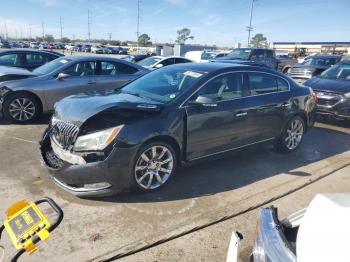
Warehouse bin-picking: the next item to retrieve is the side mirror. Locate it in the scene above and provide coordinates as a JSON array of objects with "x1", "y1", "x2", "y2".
[
  {"x1": 155, "y1": 63, "x2": 164, "y2": 69},
  {"x1": 56, "y1": 72, "x2": 70, "y2": 80},
  {"x1": 188, "y1": 95, "x2": 218, "y2": 107}
]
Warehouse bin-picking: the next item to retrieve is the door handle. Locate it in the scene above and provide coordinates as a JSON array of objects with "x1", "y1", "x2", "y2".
[
  {"x1": 235, "y1": 112, "x2": 247, "y2": 117},
  {"x1": 87, "y1": 80, "x2": 97, "y2": 85}
]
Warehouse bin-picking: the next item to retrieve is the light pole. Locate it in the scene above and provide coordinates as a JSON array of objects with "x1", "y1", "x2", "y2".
[{"x1": 247, "y1": 0, "x2": 256, "y2": 47}]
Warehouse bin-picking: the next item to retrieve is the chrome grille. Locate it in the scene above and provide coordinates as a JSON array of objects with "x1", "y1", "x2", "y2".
[
  {"x1": 51, "y1": 121, "x2": 79, "y2": 149},
  {"x1": 314, "y1": 90, "x2": 342, "y2": 108}
]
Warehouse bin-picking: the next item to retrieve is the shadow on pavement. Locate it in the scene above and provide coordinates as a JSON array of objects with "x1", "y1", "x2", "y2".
[{"x1": 101, "y1": 125, "x2": 350, "y2": 203}]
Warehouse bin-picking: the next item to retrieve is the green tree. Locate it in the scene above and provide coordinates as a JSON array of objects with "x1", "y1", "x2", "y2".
[
  {"x1": 60, "y1": 37, "x2": 70, "y2": 43},
  {"x1": 138, "y1": 33, "x2": 151, "y2": 46},
  {"x1": 250, "y1": 33, "x2": 267, "y2": 48},
  {"x1": 43, "y1": 34, "x2": 54, "y2": 42},
  {"x1": 175, "y1": 28, "x2": 194, "y2": 44}
]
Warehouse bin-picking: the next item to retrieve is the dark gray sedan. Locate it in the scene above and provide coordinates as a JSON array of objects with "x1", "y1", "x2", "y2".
[{"x1": 0, "y1": 56, "x2": 149, "y2": 123}]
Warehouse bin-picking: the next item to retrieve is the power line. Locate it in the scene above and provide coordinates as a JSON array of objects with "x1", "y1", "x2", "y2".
[{"x1": 246, "y1": 0, "x2": 256, "y2": 46}]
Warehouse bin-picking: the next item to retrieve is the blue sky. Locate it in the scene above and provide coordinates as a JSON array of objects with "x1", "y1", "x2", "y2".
[{"x1": 0, "y1": 0, "x2": 349, "y2": 46}]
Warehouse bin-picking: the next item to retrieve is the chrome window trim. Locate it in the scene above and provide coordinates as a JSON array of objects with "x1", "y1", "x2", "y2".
[
  {"x1": 189, "y1": 137, "x2": 275, "y2": 161},
  {"x1": 179, "y1": 70, "x2": 291, "y2": 108}
]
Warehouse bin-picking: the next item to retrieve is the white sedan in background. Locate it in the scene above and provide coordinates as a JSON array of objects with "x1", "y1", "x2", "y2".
[{"x1": 137, "y1": 56, "x2": 193, "y2": 70}]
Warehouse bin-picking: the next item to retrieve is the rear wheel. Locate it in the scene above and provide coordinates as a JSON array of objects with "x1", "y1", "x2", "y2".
[
  {"x1": 133, "y1": 142, "x2": 177, "y2": 192},
  {"x1": 275, "y1": 116, "x2": 305, "y2": 152},
  {"x1": 3, "y1": 92, "x2": 41, "y2": 123}
]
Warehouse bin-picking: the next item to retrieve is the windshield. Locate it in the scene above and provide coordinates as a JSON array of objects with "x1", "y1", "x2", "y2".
[
  {"x1": 227, "y1": 48, "x2": 252, "y2": 59},
  {"x1": 33, "y1": 58, "x2": 71, "y2": 75},
  {"x1": 302, "y1": 57, "x2": 338, "y2": 66},
  {"x1": 137, "y1": 57, "x2": 162, "y2": 66},
  {"x1": 201, "y1": 52, "x2": 216, "y2": 60},
  {"x1": 319, "y1": 64, "x2": 350, "y2": 81},
  {"x1": 121, "y1": 67, "x2": 206, "y2": 103}
]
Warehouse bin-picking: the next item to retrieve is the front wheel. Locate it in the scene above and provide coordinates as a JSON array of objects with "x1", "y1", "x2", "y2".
[
  {"x1": 3, "y1": 92, "x2": 41, "y2": 123},
  {"x1": 274, "y1": 116, "x2": 305, "y2": 152},
  {"x1": 133, "y1": 142, "x2": 177, "y2": 192}
]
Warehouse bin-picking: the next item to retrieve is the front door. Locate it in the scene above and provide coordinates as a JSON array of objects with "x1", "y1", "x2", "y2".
[
  {"x1": 185, "y1": 72, "x2": 251, "y2": 160},
  {"x1": 44, "y1": 61, "x2": 98, "y2": 109}
]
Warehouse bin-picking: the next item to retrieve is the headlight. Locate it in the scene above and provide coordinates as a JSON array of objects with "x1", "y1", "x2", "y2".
[
  {"x1": 74, "y1": 125, "x2": 124, "y2": 151},
  {"x1": 344, "y1": 92, "x2": 350, "y2": 98}
]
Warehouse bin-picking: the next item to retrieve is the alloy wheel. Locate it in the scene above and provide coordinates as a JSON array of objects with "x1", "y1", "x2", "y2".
[
  {"x1": 134, "y1": 145, "x2": 174, "y2": 190},
  {"x1": 9, "y1": 98, "x2": 36, "y2": 121},
  {"x1": 284, "y1": 118, "x2": 304, "y2": 150}
]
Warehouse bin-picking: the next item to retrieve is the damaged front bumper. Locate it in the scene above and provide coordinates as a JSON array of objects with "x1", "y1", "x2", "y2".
[
  {"x1": 251, "y1": 207, "x2": 296, "y2": 262},
  {"x1": 40, "y1": 128, "x2": 139, "y2": 197}
]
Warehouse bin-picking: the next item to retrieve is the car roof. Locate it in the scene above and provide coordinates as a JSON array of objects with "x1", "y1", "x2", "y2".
[
  {"x1": 311, "y1": 54, "x2": 341, "y2": 58},
  {"x1": 165, "y1": 62, "x2": 255, "y2": 73},
  {"x1": 0, "y1": 48, "x2": 64, "y2": 56}
]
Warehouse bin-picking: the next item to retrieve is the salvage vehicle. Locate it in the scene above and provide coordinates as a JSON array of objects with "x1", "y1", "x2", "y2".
[
  {"x1": 304, "y1": 60, "x2": 350, "y2": 120},
  {"x1": 137, "y1": 56, "x2": 192, "y2": 70},
  {"x1": 212, "y1": 48, "x2": 278, "y2": 69},
  {"x1": 289, "y1": 55, "x2": 341, "y2": 84},
  {"x1": 0, "y1": 56, "x2": 148, "y2": 123},
  {"x1": 40, "y1": 63, "x2": 316, "y2": 197},
  {"x1": 0, "y1": 66, "x2": 39, "y2": 83},
  {"x1": 248, "y1": 193, "x2": 350, "y2": 262},
  {"x1": 0, "y1": 49, "x2": 63, "y2": 70}
]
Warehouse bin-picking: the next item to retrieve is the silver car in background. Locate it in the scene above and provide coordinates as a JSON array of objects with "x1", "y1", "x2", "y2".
[{"x1": 0, "y1": 56, "x2": 149, "y2": 123}]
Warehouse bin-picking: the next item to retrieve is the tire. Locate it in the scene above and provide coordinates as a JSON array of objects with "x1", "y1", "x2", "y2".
[
  {"x1": 133, "y1": 141, "x2": 177, "y2": 192},
  {"x1": 3, "y1": 92, "x2": 41, "y2": 123},
  {"x1": 274, "y1": 116, "x2": 305, "y2": 153}
]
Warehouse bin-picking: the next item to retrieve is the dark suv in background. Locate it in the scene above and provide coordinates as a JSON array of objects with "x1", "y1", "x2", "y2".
[
  {"x1": 213, "y1": 48, "x2": 278, "y2": 69},
  {"x1": 289, "y1": 55, "x2": 341, "y2": 84}
]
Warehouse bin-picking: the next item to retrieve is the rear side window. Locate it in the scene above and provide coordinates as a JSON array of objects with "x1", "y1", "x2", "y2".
[
  {"x1": 277, "y1": 78, "x2": 289, "y2": 91},
  {"x1": 265, "y1": 50, "x2": 274, "y2": 58},
  {"x1": 99, "y1": 61, "x2": 138, "y2": 75},
  {"x1": 247, "y1": 73, "x2": 278, "y2": 95},
  {"x1": 159, "y1": 58, "x2": 174, "y2": 66},
  {"x1": 0, "y1": 53, "x2": 20, "y2": 66}
]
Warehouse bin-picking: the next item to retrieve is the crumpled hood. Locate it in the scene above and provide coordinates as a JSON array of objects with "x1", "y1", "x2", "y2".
[
  {"x1": 54, "y1": 90, "x2": 163, "y2": 127},
  {"x1": 304, "y1": 77, "x2": 350, "y2": 94},
  {"x1": 0, "y1": 65, "x2": 39, "y2": 76}
]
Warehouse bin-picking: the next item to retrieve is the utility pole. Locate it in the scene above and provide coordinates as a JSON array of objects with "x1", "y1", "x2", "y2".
[
  {"x1": 246, "y1": 0, "x2": 256, "y2": 47},
  {"x1": 28, "y1": 24, "x2": 32, "y2": 40},
  {"x1": 108, "y1": 33, "x2": 112, "y2": 43},
  {"x1": 59, "y1": 16, "x2": 63, "y2": 40},
  {"x1": 136, "y1": 0, "x2": 141, "y2": 49},
  {"x1": 4, "y1": 22, "x2": 8, "y2": 39},
  {"x1": 42, "y1": 22, "x2": 45, "y2": 39},
  {"x1": 87, "y1": 9, "x2": 91, "y2": 42}
]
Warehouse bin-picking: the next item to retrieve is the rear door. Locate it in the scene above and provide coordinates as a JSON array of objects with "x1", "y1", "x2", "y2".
[
  {"x1": 94, "y1": 60, "x2": 140, "y2": 91},
  {"x1": 44, "y1": 61, "x2": 98, "y2": 109},
  {"x1": 243, "y1": 72, "x2": 292, "y2": 141},
  {"x1": 185, "y1": 72, "x2": 253, "y2": 160}
]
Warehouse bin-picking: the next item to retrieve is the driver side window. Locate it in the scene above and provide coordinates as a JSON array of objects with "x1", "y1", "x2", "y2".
[
  {"x1": 197, "y1": 73, "x2": 243, "y2": 101},
  {"x1": 62, "y1": 62, "x2": 95, "y2": 77}
]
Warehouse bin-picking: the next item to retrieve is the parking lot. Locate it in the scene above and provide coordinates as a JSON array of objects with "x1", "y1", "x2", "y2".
[{"x1": 0, "y1": 115, "x2": 349, "y2": 261}]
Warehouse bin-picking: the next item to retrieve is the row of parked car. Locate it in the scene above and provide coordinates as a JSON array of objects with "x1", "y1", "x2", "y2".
[{"x1": 0, "y1": 47, "x2": 349, "y2": 125}]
